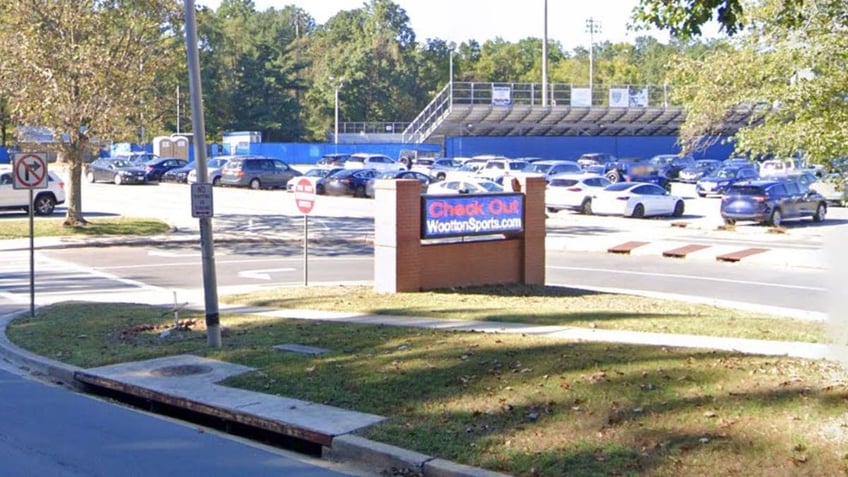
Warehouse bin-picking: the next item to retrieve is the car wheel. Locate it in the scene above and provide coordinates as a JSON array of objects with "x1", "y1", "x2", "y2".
[
  {"x1": 769, "y1": 208, "x2": 783, "y2": 227},
  {"x1": 354, "y1": 185, "x2": 366, "y2": 198},
  {"x1": 436, "y1": 173, "x2": 446, "y2": 181},
  {"x1": 697, "y1": 192, "x2": 706, "y2": 198},
  {"x1": 86, "y1": 171, "x2": 96, "y2": 183},
  {"x1": 723, "y1": 217, "x2": 735, "y2": 226},
  {"x1": 33, "y1": 194, "x2": 56, "y2": 216},
  {"x1": 605, "y1": 170, "x2": 621, "y2": 183},
  {"x1": 812, "y1": 203, "x2": 827, "y2": 222},
  {"x1": 631, "y1": 203, "x2": 645, "y2": 218},
  {"x1": 316, "y1": 184, "x2": 325, "y2": 195},
  {"x1": 580, "y1": 198, "x2": 593, "y2": 215},
  {"x1": 249, "y1": 178, "x2": 261, "y2": 189},
  {"x1": 546, "y1": 207, "x2": 558, "y2": 213},
  {"x1": 114, "y1": 174, "x2": 123, "y2": 185},
  {"x1": 212, "y1": 176, "x2": 222, "y2": 186},
  {"x1": 672, "y1": 200, "x2": 684, "y2": 217}
]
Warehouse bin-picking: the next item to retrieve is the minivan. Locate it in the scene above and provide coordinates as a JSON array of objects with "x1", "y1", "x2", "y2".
[{"x1": 220, "y1": 156, "x2": 301, "y2": 189}]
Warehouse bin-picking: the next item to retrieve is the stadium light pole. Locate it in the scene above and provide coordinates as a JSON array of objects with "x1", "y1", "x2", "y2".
[
  {"x1": 585, "y1": 17, "x2": 601, "y2": 106},
  {"x1": 542, "y1": 0, "x2": 548, "y2": 107},
  {"x1": 330, "y1": 76, "x2": 344, "y2": 145}
]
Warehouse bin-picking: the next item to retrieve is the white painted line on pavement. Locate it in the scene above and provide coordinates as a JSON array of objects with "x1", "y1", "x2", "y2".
[{"x1": 549, "y1": 265, "x2": 825, "y2": 291}]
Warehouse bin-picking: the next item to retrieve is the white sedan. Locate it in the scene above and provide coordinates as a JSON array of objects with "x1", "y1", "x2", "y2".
[
  {"x1": 545, "y1": 173, "x2": 611, "y2": 214},
  {"x1": 426, "y1": 179, "x2": 503, "y2": 195},
  {"x1": 591, "y1": 182, "x2": 685, "y2": 218}
]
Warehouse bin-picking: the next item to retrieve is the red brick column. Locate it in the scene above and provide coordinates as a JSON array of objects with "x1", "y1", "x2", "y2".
[
  {"x1": 519, "y1": 176, "x2": 546, "y2": 285},
  {"x1": 373, "y1": 179, "x2": 422, "y2": 293}
]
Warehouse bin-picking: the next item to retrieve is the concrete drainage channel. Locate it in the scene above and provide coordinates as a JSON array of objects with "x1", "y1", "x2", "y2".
[{"x1": 75, "y1": 376, "x2": 326, "y2": 458}]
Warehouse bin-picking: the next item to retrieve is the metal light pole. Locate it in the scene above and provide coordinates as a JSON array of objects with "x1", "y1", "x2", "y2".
[
  {"x1": 448, "y1": 42, "x2": 456, "y2": 101},
  {"x1": 330, "y1": 76, "x2": 344, "y2": 145},
  {"x1": 183, "y1": 0, "x2": 221, "y2": 348},
  {"x1": 585, "y1": 17, "x2": 601, "y2": 106},
  {"x1": 542, "y1": 0, "x2": 548, "y2": 107}
]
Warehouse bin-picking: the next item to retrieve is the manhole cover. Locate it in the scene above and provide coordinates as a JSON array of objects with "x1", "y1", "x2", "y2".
[{"x1": 149, "y1": 364, "x2": 213, "y2": 377}]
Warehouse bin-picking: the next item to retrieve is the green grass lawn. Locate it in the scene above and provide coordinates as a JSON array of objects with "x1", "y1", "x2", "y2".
[
  {"x1": 6, "y1": 284, "x2": 845, "y2": 477},
  {"x1": 0, "y1": 217, "x2": 171, "y2": 239},
  {"x1": 222, "y1": 284, "x2": 827, "y2": 343}
]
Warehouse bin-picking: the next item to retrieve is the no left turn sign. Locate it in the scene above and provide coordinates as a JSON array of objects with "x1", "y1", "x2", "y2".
[{"x1": 13, "y1": 152, "x2": 48, "y2": 190}]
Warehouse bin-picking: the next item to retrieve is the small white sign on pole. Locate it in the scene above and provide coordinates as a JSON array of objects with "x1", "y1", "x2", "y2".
[{"x1": 191, "y1": 183, "x2": 214, "y2": 218}]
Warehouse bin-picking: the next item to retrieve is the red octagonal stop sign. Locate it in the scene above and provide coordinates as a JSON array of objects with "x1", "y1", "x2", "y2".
[{"x1": 294, "y1": 177, "x2": 316, "y2": 214}]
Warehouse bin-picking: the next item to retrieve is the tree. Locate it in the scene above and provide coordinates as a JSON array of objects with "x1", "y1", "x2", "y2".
[
  {"x1": 632, "y1": 0, "x2": 804, "y2": 38},
  {"x1": 666, "y1": 0, "x2": 848, "y2": 163},
  {"x1": 0, "y1": 0, "x2": 183, "y2": 226}
]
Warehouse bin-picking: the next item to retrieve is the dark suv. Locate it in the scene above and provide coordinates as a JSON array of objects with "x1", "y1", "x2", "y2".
[
  {"x1": 220, "y1": 156, "x2": 301, "y2": 189},
  {"x1": 720, "y1": 179, "x2": 827, "y2": 227}
]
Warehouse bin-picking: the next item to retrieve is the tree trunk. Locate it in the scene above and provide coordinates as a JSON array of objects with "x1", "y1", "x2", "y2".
[{"x1": 63, "y1": 142, "x2": 88, "y2": 227}]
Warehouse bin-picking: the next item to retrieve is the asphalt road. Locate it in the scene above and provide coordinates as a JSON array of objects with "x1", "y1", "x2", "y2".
[
  {"x1": 1, "y1": 243, "x2": 822, "y2": 318},
  {"x1": 0, "y1": 367, "x2": 358, "y2": 476}
]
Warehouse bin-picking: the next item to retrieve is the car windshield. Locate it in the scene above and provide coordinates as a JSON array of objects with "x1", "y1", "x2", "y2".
[
  {"x1": 605, "y1": 182, "x2": 635, "y2": 191},
  {"x1": 715, "y1": 168, "x2": 737, "y2": 178},
  {"x1": 479, "y1": 181, "x2": 502, "y2": 192},
  {"x1": 549, "y1": 178, "x2": 578, "y2": 187},
  {"x1": 727, "y1": 185, "x2": 766, "y2": 196},
  {"x1": 525, "y1": 164, "x2": 551, "y2": 173}
]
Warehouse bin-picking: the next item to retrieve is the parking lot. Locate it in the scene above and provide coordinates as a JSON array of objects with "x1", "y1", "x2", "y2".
[{"x1": 10, "y1": 165, "x2": 846, "y2": 251}]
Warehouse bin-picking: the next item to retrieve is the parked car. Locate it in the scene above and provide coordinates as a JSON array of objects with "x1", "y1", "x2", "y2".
[
  {"x1": 444, "y1": 163, "x2": 486, "y2": 181},
  {"x1": 647, "y1": 154, "x2": 695, "y2": 180},
  {"x1": 759, "y1": 158, "x2": 823, "y2": 179},
  {"x1": 618, "y1": 161, "x2": 671, "y2": 190},
  {"x1": 544, "y1": 173, "x2": 611, "y2": 214},
  {"x1": 426, "y1": 178, "x2": 503, "y2": 195},
  {"x1": 809, "y1": 173, "x2": 847, "y2": 206},
  {"x1": 316, "y1": 153, "x2": 350, "y2": 168},
  {"x1": 286, "y1": 167, "x2": 343, "y2": 193},
  {"x1": 720, "y1": 179, "x2": 828, "y2": 226},
  {"x1": 144, "y1": 157, "x2": 188, "y2": 182},
  {"x1": 410, "y1": 157, "x2": 462, "y2": 181},
  {"x1": 516, "y1": 160, "x2": 583, "y2": 181},
  {"x1": 695, "y1": 165, "x2": 759, "y2": 197},
  {"x1": 160, "y1": 161, "x2": 196, "y2": 183},
  {"x1": 365, "y1": 170, "x2": 434, "y2": 198},
  {"x1": 186, "y1": 157, "x2": 231, "y2": 186},
  {"x1": 476, "y1": 159, "x2": 530, "y2": 182},
  {"x1": 576, "y1": 152, "x2": 620, "y2": 180},
  {"x1": 114, "y1": 152, "x2": 157, "y2": 166},
  {"x1": 220, "y1": 156, "x2": 301, "y2": 189},
  {"x1": 320, "y1": 168, "x2": 378, "y2": 197},
  {"x1": 677, "y1": 159, "x2": 722, "y2": 184},
  {"x1": 85, "y1": 158, "x2": 148, "y2": 185},
  {"x1": 344, "y1": 153, "x2": 405, "y2": 172},
  {"x1": 591, "y1": 182, "x2": 686, "y2": 218},
  {"x1": 0, "y1": 166, "x2": 66, "y2": 215}
]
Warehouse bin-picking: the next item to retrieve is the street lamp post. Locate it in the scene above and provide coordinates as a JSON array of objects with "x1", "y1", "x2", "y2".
[
  {"x1": 330, "y1": 76, "x2": 344, "y2": 145},
  {"x1": 585, "y1": 17, "x2": 601, "y2": 106}
]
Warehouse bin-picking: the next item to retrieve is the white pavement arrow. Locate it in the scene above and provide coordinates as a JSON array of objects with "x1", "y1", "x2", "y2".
[{"x1": 238, "y1": 268, "x2": 296, "y2": 280}]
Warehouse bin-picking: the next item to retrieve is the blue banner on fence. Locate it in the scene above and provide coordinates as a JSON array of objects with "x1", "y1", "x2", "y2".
[{"x1": 421, "y1": 193, "x2": 524, "y2": 239}]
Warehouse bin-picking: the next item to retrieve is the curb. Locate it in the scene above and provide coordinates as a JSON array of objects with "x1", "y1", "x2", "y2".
[{"x1": 326, "y1": 435, "x2": 511, "y2": 477}]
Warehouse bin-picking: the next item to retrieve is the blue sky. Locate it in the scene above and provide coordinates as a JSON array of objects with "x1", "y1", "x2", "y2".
[{"x1": 194, "y1": 0, "x2": 713, "y2": 48}]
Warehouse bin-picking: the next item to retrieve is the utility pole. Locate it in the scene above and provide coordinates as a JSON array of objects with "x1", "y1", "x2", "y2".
[
  {"x1": 542, "y1": 0, "x2": 548, "y2": 107},
  {"x1": 183, "y1": 0, "x2": 221, "y2": 348}
]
